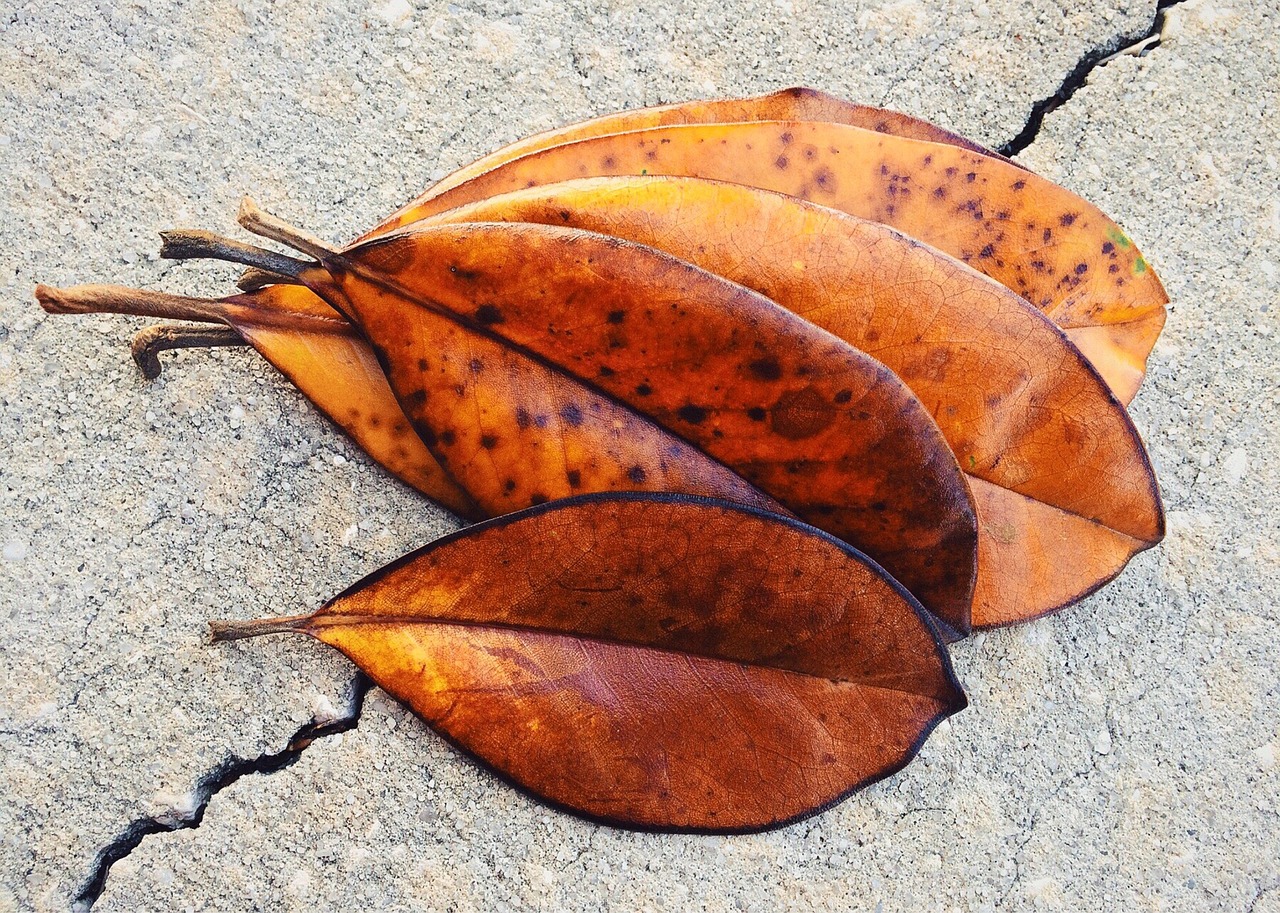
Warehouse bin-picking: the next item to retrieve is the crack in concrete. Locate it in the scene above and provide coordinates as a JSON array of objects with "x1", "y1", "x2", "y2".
[
  {"x1": 1000, "y1": 0, "x2": 1189, "y2": 157},
  {"x1": 71, "y1": 673, "x2": 371, "y2": 912},
  {"x1": 996, "y1": 715, "x2": 1113, "y2": 906},
  {"x1": 1247, "y1": 877, "x2": 1280, "y2": 913}
]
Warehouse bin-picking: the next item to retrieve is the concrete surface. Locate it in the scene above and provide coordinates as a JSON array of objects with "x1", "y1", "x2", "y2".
[{"x1": 1, "y1": 0, "x2": 1276, "y2": 910}]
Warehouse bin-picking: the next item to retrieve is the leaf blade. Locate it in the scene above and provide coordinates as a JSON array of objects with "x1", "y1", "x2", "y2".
[
  {"x1": 391, "y1": 86, "x2": 1015, "y2": 221},
  {"x1": 412, "y1": 176, "x2": 1164, "y2": 625},
  {"x1": 233, "y1": 494, "x2": 964, "y2": 831},
  {"x1": 380, "y1": 120, "x2": 1168, "y2": 401},
  {"x1": 324, "y1": 222, "x2": 979, "y2": 635}
]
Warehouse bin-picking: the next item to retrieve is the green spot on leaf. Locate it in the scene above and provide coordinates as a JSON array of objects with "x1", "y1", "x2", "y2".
[
  {"x1": 968, "y1": 454, "x2": 977, "y2": 469},
  {"x1": 1134, "y1": 257, "x2": 1147, "y2": 274},
  {"x1": 1107, "y1": 227, "x2": 1133, "y2": 249}
]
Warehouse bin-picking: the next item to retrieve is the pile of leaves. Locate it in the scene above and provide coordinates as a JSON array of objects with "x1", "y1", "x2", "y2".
[{"x1": 38, "y1": 88, "x2": 1165, "y2": 833}]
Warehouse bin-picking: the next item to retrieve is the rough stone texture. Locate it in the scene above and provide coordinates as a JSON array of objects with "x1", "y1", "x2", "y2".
[{"x1": 1, "y1": 0, "x2": 1276, "y2": 910}]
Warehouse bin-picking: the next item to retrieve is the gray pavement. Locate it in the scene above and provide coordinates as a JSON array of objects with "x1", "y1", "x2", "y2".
[{"x1": 1, "y1": 0, "x2": 1276, "y2": 910}]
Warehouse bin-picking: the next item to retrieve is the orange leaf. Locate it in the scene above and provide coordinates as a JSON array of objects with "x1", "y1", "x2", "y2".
[
  {"x1": 35, "y1": 281, "x2": 783, "y2": 523},
  {"x1": 390, "y1": 85, "x2": 1015, "y2": 224},
  {"x1": 380, "y1": 120, "x2": 1168, "y2": 402},
  {"x1": 296, "y1": 220, "x2": 978, "y2": 637},
  {"x1": 210, "y1": 493, "x2": 966, "y2": 832},
  {"x1": 420, "y1": 175, "x2": 1165, "y2": 626}
]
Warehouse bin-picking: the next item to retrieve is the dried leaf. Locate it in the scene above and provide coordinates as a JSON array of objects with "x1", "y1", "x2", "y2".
[
  {"x1": 210, "y1": 493, "x2": 966, "y2": 832},
  {"x1": 379, "y1": 120, "x2": 1168, "y2": 402},
  {"x1": 393, "y1": 85, "x2": 1015, "y2": 220},
  {"x1": 35, "y1": 282, "x2": 784, "y2": 520},
  {"x1": 262, "y1": 216, "x2": 977, "y2": 637},
  {"x1": 33, "y1": 282, "x2": 480, "y2": 518},
  {"x1": 420, "y1": 175, "x2": 1165, "y2": 626}
]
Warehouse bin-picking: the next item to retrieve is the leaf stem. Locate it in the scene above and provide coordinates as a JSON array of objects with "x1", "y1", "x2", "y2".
[
  {"x1": 131, "y1": 324, "x2": 247, "y2": 379},
  {"x1": 237, "y1": 266, "x2": 304, "y2": 291},
  {"x1": 237, "y1": 197, "x2": 339, "y2": 262},
  {"x1": 209, "y1": 614, "x2": 313, "y2": 642},
  {"x1": 36, "y1": 283, "x2": 230, "y2": 323},
  {"x1": 159, "y1": 230, "x2": 313, "y2": 279}
]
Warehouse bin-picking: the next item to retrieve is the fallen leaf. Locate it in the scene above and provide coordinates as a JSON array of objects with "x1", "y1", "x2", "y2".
[
  {"x1": 422, "y1": 175, "x2": 1165, "y2": 625},
  {"x1": 401, "y1": 85, "x2": 1017, "y2": 214},
  {"x1": 380, "y1": 120, "x2": 1168, "y2": 402},
  {"x1": 210, "y1": 493, "x2": 966, "y2": 832},
  {"x1": 247, "y1": 212, "x2": 978, "y2": 636},
  {"x1": 35, "y1": 282, "x2": 783, "y2": 521}
]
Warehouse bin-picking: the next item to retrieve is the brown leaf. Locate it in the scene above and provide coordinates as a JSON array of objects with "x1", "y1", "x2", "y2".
[
  {"x1": 384, "y1": 85, "x2": 1015, "y2": 225},
  {"x1": 420, "y1": 175, "x2": 1165, "y2": 626},
  {"x1": 209, "y1": 493, "x2": 966, "y2": 832},
  {"x1": 280, "y1": 218, "x2": 978, "y2": 637},
  {"x1": 34, "y1": 282, "x2": 482, "y2": 519},
  {"x1": 379, "y1": 120, "x2": 1168, "y2": 403},
  {"x1": 35, "y1": 281, "x2": 783, "y2": 521}
]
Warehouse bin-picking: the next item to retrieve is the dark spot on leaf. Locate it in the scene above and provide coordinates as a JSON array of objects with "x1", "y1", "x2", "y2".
[
  {"x1": 469, "y1": 358, "x2": 484, "y2": 373},
  {"x1": 635, "y1": 383, "x2": 653, "y2": 397},
  {"x1": 598, "y1": 365, "x2": 615, "y2": 377},
  {"x1": 559, "y1": 404, "x2": 583, "y2": 427},
  {"x1": 417, "y1": 358, "x2": 429, "y2": 371},
  {"x1": 439, "y1": 429, "x2": 456, "y2": 446},
  {"x1": 1102, "y1": 241, "x2": 1115, "y2": 254},
  {"x1": 480, "y1": 434, "x2": 498, "y2": 449},
  {"x1": 1059, "y1": 212, "x2": 1077, "y2": 227},
  {"x1": 515, "y1": 407, "x2": 531, "y2": 429},
  {"x1": 965, "y1": 172, "x2": 976, "y2": 183},
  {"x1": 406, "y1": 389, "x2": 428, "y2": 407},
  {"x1": 607, "y1": 309, "x2": 626, "y2": 324},
  {"x1": 676, "y1": 404, "x2": 708, "y2": 425},
  {"x1": 833, "y1": 389, "x2": 853, "y2": 404},
  {"x1": 747, "y1": 357, "x2": 782, "y2": 381},
  {"x1": 475, "y1": 304, "x2": 504, "y2": 325},
  {"x1": 1075, "y1": 263, "x2": 1089, "y2": 275},
  {"x1": 627, "y1": 466, "x2": 648, "y2": 483},
  {"x1": 978, "y1": 244, "x2": 995, "y2": 259},
  {"x1": 775, "y1": 154, "x2": 789, "y2": 169},
  {"x1": 566, "y1": 469, "x2": 581, "y2": 488},
  {"x1": 746, "y1": 406, "x2": 767, "y2": 421},
  {"x1": 529, "y1": 492, "x2": 549, "y2": 505},
  {"x1": 769, "y1": 387, "x2": 833, "y2": 440}
]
